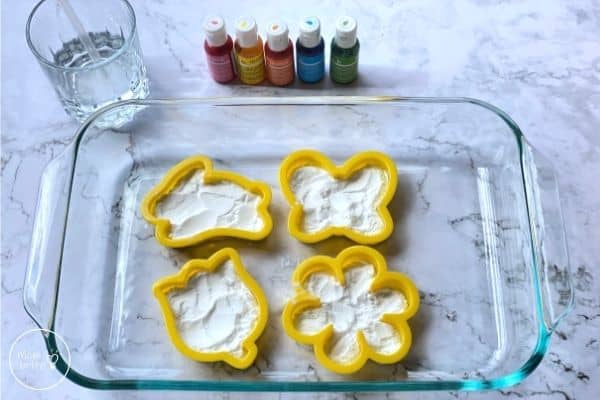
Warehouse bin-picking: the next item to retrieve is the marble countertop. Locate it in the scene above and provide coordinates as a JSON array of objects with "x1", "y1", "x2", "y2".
[{"x1": 2, "y1": 0, "x2": 598, "y2": 399}]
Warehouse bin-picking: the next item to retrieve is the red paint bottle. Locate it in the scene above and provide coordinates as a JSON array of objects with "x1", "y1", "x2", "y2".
[
  {"x1": 203, "y1": 16, "x2": 236, "y2": 83},
  {"x1": 264, "y1": 20, "x2": 295, "y2": 86}
]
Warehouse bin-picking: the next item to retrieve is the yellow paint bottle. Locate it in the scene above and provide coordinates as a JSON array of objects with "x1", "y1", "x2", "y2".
[{"x1": 234, "y1": 17, "x2": 265, "y2": 85}]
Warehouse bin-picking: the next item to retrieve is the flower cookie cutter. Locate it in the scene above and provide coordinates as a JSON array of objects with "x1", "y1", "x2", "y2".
[
  {"x1": 153, "y1": 248, "x2": 269, "y2": 369},
  {"x1": 281, "y1": 246, "x2": 419, "y2": 374},
  {"x1": 141, "y1": 155, "x2": 273, "y2": 248},
  {"x1": 279, "y1": 150, "x2": 398, "y2": 244}
]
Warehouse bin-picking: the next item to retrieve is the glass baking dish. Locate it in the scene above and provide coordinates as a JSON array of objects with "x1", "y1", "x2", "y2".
[{"x1": 24, "y1": 97, "x2": 574, "y2": 392}]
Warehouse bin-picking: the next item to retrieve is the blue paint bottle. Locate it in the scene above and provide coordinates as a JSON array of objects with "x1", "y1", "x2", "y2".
[{"x1": 296, "y1": 17, "x2": 325, "y2": 83}]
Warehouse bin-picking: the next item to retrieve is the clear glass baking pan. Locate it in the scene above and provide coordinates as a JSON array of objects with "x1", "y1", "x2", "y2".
[{"x1": 24, "y1": 97, "x2": 574, "y2": 391}]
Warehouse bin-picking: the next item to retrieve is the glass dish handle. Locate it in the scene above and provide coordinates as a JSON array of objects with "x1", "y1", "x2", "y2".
[
  {"x1": 524, "y1": 143, "x2": 574, "y2": 333},
  {"x1": 24, "y1": 148, "x2": 74, "y2": 330}
]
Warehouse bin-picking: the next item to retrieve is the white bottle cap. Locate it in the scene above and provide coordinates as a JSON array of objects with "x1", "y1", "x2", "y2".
[
  {"x1": 298, "y1": 16, "x2": 321, "y2": 48},
  {"x1": 266, "y1": 20, "x2": 290, "y2": 52},
  {"x1": 235, "y1": 17, "x2": 258, "y2": 48},
  {"x1": 335, "y1": 16, "x2": 357, "y2": 49},
  {"x1": 203, "y1": 16, "x2": 228, "y2": 47}
]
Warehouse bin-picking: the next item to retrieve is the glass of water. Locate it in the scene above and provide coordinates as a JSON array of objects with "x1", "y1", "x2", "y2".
[{"x1": 26, "y1": 0, "x2": 149, "y2": 127}]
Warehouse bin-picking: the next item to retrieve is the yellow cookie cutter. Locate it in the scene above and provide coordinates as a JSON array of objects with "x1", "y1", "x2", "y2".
[
  {"x1": 281, "y1": 246, "x2": 419, "y2": 374},
  {"x1": 279, "y1": 150, "x2": 398, "y2": 244},
  {"x1": 141, "y1": 155, "x2": 273, "y2": 248},
  {"x1": 153, "y1": 248, "x2": 269, "y2": 369}
]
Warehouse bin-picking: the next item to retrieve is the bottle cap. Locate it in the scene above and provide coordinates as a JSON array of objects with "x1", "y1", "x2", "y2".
[
  {"x1": 203, "y1": 16, "x2": 228, "y2": 47},
  {"x1": 235, "y1": 17, "x2": 258, "y2": 48},
  {"x1": 298, "y1": 17, "x2": 321, "y2": 48},
  {"x1": 266, "y1": 20, "x2": 290, "y2": 52},
  {"x1": 335, "y1": 16, "x2": 357, "y2": 49}
]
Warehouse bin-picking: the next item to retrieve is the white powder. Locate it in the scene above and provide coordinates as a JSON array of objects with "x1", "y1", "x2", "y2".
[
  {"x1": 167, "y1": 260, "x2": 258, "y2": 357},
  {"x1": 295, "y1": 264, "x2": 407, "y2": 363},
  {"x1": 290, "y1": 166, "x2": 388, "y2": 235},
  {"x1": 156, "y1": 170, "x2": 264, "y2": 239}
]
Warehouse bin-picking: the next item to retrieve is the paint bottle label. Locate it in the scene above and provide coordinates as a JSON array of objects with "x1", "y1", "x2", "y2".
[
  {"x1": 330, "y1": 55, "x2": 358, "y2": 83},
  {"x1": 207, "y1": 53, "x2": 235, "y2": 82},
  {"x1": 298, "y1": 53, "x2": 324, "y2": 83},
  {"x1": 237, "y1": 54, "x2": 265, "y2": 84},
  {"x1": 266, "y1": 58, "x2": 294, "y2": 86}
]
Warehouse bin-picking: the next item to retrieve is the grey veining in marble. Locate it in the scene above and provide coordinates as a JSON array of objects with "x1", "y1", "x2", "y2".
[{"x1": 2, "y1": 0, "x2": 599, "y2": 399}]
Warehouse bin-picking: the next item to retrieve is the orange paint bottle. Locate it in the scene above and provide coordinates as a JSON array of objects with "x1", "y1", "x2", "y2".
[{"x1": 264, "y1": 21, "x2": 295, "y2": 86}]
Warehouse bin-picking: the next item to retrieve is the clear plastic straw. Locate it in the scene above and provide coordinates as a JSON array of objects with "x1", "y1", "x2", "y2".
[{"x1": 57, "y1": 0, "x2": 102, "y2": 62}]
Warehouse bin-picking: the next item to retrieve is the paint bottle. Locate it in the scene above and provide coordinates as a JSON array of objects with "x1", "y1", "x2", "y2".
[
  {"x1": 234, "y1": 17, "x2": 265, "y2": 85},
  {"x1": 203, "y1": 16, "x2": 236, "y2": 83},
  {"x1": 264, "y1": 21, "x2": 295, "y2": 86},
  {"x1": 296, "y1": 17, "x2": 325, "y2": 83},
  {"x1": 330, "y1": 16, "x2": 359, "y2": 84}
]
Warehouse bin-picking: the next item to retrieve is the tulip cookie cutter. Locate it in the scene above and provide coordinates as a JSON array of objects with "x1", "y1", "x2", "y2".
[
  {"x1": 281, "y1": 246, "x2": 419, "y2": 374},
  {"x1": 141, "y1": 155, "x2": 273, "y2": 248},
  {"x1": 279, "y1": 150, "x2": 398, "y2": 244},
  {"x1": 153, "y1": 248, "x2": 268, "y2": 369}
]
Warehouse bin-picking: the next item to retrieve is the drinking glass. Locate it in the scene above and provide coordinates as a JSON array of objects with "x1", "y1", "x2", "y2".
[{"x1": 26, "y1": 0, "x2": 149, "y2": 126}]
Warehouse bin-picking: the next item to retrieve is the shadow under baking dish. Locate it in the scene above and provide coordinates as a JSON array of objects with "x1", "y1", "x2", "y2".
[{"x1": 25, "y1": 97, "x2": 573, "y2": 392}]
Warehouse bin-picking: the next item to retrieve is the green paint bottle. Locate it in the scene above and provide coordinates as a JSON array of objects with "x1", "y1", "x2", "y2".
[{"x1": 330, "y1": 16, "x2": 359, "y2": 84}]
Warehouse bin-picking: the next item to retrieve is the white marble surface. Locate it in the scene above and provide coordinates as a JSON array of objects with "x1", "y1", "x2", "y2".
[{"x1": 2, "y1": 0, "x2": 599, "y2": 399}]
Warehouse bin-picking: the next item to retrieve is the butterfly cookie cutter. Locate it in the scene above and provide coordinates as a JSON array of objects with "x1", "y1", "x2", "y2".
[{"x1": 279, "y1": 150, "x2": 398, "y2": 244}]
